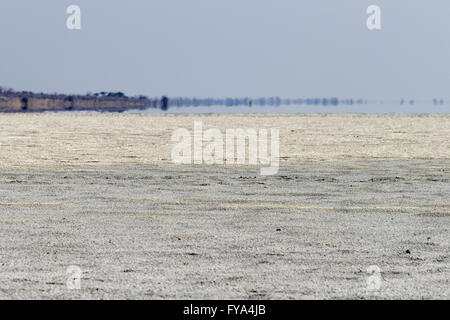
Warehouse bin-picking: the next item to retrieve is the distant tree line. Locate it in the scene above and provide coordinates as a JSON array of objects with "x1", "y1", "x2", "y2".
[
  {"x1": 2, "y1": 87, "x2": 445, "y2": 110},
  {"x1": 0, "y1": 87, "x2": 170, "y2": 111},
  {"x1": 168, "y1": 97, "x2": 366, "y2": 107},
  {"x1": 0, "y1": 87, "x2": 171, "y2": 108},
  {"x1": 0, "y1": 87, "x2": 150, "y2": 101}
]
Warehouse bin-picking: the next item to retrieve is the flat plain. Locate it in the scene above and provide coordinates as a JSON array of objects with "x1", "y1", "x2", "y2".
[{"x1": 0, "y1": 113, "x2": 448, "y2": 299}]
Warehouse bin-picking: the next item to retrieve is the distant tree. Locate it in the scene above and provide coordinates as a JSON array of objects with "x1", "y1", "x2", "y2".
[
  {"x1": 161, "y1": 96, "x2": 169, "y2": 110},
  {"x1": 107, "y1": 92, "x2": 125, "y2": 98},
  {"x1": 21, "y1": 97, "x2": 28, "y2": 111}
]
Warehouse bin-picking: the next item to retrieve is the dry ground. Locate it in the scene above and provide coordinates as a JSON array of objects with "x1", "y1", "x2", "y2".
[{"x1": 0, "y1": 114, "x2": 448, "y2": 299}]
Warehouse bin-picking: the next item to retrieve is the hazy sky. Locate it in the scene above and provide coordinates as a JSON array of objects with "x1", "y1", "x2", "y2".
[{"x1": 0, "y1": 0, "x2": 449, "y2": 99}]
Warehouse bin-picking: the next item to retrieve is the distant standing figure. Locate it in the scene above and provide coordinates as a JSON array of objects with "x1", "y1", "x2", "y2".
[{"x1": 161, "y1": 96, "x2": 169, "y2": 111}]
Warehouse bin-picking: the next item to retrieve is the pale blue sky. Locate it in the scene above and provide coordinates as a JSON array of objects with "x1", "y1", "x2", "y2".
[{"x1": 0, "y1": 0, "x2": 449, "y2": 100}]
